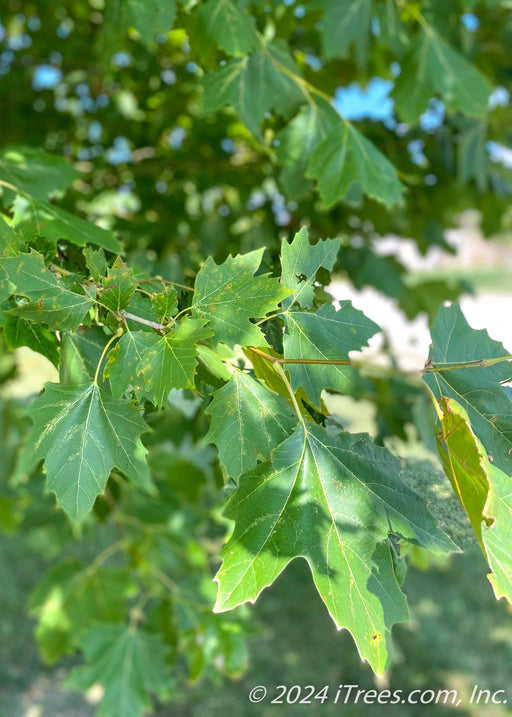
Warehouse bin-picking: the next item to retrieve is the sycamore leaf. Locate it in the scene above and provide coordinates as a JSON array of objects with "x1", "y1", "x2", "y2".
[
  {"x1": 0, "y1": 146, "x2": 77, "y2": 200},
  {"x1": 457, "y1": 118, "x2": 488, "y2": 191},
  {"x1": 20, "y1": 382, "x2": 151, "y2": 522},
  {"x1": 205, "y1": 370, "x2": 295, "y2": 479},
  {"x1": 280, "y1": 227, "x2": 340, "y2": 310},
  {"x1": 99, "y1": 257, "x2": 137, "y2": 312},
  {"x1": 150, "y1": 286, "x2": 178, "y2": 320},
  {"x1": 83, "y1": 246, "x2": 108, "y2": 282},
  {"x1": 125, "y1": 0, "x2": 176, "y2": 41},
  {"x1": 423, "y1": 305, "x2": 512, "y2": 475},
  {"x1": 136, "y1": 319, "x2": 212, "y2": 407},
  {"x1": 104, "y1": 330, "x2": 153, "y2": 398},
  {"x1": 0, "y1": 250, "x2": 92, "y2": 331},
  {"x1": 192, "y1": 249, "x2": 291, "y2": 348},
  {"x1": 105, "y1": 320, "x2": 210, "y2": 405},
  {"x1": 13, "y1": 196, "x2": 122, "y2": 253},
  {"x1": 60, "y1": 327, "x2": 109, "y2": 385},
  {"x1": 215, "y1": 423, "x2": 456, "y2": 674},
  {"x1": 283, "y1": 302, "x2": 380, "y2": 408},
  {"x1": 29, "y1": 560, "x2": 136, "y2": 663},
  {"x1": 277, "y1": 101, "x2": 339, "y2": 198},
  {"x1": 0, "y1": 305, "x2": 60, "y2": 366},
  {"x1": 319, "y1": 0, "x2": 372, "y2": 67},
  {"x1": 0, "y1": 217, "x2": 24, "y2": 257},
  {"x1": 306, "y1": 123, "x2": 404, "y2": 208},
  {"x1": 393, "y1": 28, "x2": 491, "y2": 124},
  {"x1": 66, "y1": 624, "x2": 170, "y2": 717},
  {"x1": 437, "y1": 396, "x2": 512, "y2": 604},
  {"x1": 374, "y1": 0, "x2": 410, "y2": 56},
  {"x1": 202, "y1": 42, "x2": 305, "y2": 138},
  {"x1": 197, "y1": 0, "x2": 258, "y2": 56}
]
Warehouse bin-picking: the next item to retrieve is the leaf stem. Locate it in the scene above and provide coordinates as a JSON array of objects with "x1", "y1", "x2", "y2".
[
  {"x1": 423, "y1": 355, "x2": 512, "y2": 373},
  {"x1": 138, "y1": 277, "x2": 194, "y2": 292},
  {"x1": 273, "y1": 362, "x2": 305, "y2": 428},
  {"x1": 247, "y1": 346, "x2": 352, "y2": 367},
  {"x1": 93, "y1": 327, "x2": 123, "y2": 386}
]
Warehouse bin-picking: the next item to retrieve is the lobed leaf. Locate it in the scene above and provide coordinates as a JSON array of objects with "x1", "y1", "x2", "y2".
[
  {"x1": 66, "y1": 624, "x2": 170, "y2": 717},
  {"x1": 20, "y1": 382, "x2": 152, "y2": 522},
  {"x1": 283, "y1": 302, "x2": 380, "y2": 408},
  {"x1": 0, "y1": 250, "x2": 92, "y2": 331},
  {"x1": 215, "y1": 423, "x2": 456, "y2": 674},
  {"x1": 192, "y1": 248, "x2": 291, "y2": 348},
  {"x1": 205, "y1": 370, "x2": 296, "y2": 479}
]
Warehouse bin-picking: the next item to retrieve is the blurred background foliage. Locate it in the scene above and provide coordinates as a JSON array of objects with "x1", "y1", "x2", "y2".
[{"x1": 2, "y1": 0, "x2": 512, "y2": 714}]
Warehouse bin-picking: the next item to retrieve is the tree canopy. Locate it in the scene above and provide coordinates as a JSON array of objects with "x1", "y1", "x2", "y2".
[{"x1": 1, "y1": 1, "x2": 512, "y2": 714}]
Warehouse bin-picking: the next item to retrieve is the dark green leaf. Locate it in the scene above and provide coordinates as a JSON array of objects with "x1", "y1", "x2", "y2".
[
  {"x1": 393, "y1": 29, "x2": 491, "y2": 124},
  {"x1": 192, "y1": 248, "x2": 291, "y2": 348},
  {"x1": 202, "y1": 42, "x2": 305, "y2": 138},
  {"x1": 13, "y1": 197, "x2": 123, "y2": 253},
  {"x1": 320, "y1": 0, "x2": 372, "y2": 67},
  {"x1": 66, "y1": 624, "x2": 170, "y2": 717},
  {"x1": 283, "y1": 302, "x2": 380, "y2": 408},
  {"x1": 0, "y1": 250, "x2": 92, "y2": 331},
  {"x1": 215, "y1": 423, "x2": 455, "y2": 674},
  {"x1": 205, "y1": 369, "x2": 295, "y2": 478},
  {"x1": 280, "y1": 227, "x2": 340, "y2": 309},
  {"x1": 100, "y1": 257, "x2": 137, "y2": 312},
  {"x1": 306, "y1": 123, "x2": 404, "y2": 207},
  {"x1": 197, "y1": 0, "x2": 258, "y2": 56},
  {"x1": 20, "y1": 382, "x2": 151, "y2": 522},
  {"x1": 0, "y1": 146, "x2": 77, "y2": 200}
]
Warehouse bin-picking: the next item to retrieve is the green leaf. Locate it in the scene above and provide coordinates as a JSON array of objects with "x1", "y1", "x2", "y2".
[
  {"x1": 0, "y1": 305, "x2": 60, "y2": 366},
  {"x1": 192, "y1": 248, "x2": 291, "y2": 348},
  {"x1": 436, "y1": 396, "x2": 512, "y2": 604},
  {"x1": 197, "y1": 0, "x2": 258, "y2": 56},
  {"x1": 215, "y1": 423, "x2": 455, "y2": 674},
  {"x1": 66, "y1": 624, "x2": 170, "y2": 717},
  {"x1": 150, "y1": 286, "x2": 178, "y2": 320},
  {"x1": 30, "y1": 560, "x2": 136, "y2": 663},
  {"x1": 306, "y1": 123, "x2": 404, "y2": 208},
  {"x1": 83, "y1": 246, "x2": 108, "y2": 282},
  {"x1": 277, "y1": 101, "x2": 339, "y2": 199},
  {"x1": 104, "y1": 330, "x2": 152, "y2": 398},
  {"x1": 423, "y1": 305, "x2": 512, "y2": 475},
  {"x1": 393, "y1": 29, "x2": 491, "y2": 124},
  {"x1": 105, "y1": 320, "x2": 210, "y2": 405},
  {"x1": 319, "y1": 0, "x2": 372, "y2": 67},
  {"x1": 202, "y1": 42, "x2": 305, "y2": 138},
  {"x1": 374, "y1": 0, "x2": 410, "y2": 56},
  {"x1": 13, "y1": 197, "x2": 123, "y2": 253},
  {"x1": 60, "y1": 327, "x2": 109, "y2": 385},
  {"x1": 125, "y1": 0, "x2": 177, "y2": 41},
  {"x1": 0, "y1": 217, "x2": 24, "y2": 257},
  {"x1": 100, "y1": 257, "x2": 137, "y2": 312},
  {"x1": 135, "y1": 319, "x2": 212, "y2": 407},
  {"x1": 0, "y1": 250, "x2": 92, "y2": 331},
  {"x1": 205, "y1": 370, "x2": 295, "y2": 478},
  {"x1": 457, "y1": 118, "x2": 488, "y2": 191},
  {"x1": 0, "y1": 146, "x2": 77, "y2": 200},
  {"x1": 20, "y1": 382, "x2": 151, "y2": 522},
  {"x1": 283, "y1": 302, "x2": 380, "y2": 408},
  {"x1": 280, "y1": 227, "x2": 340, "y2": 310}
]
